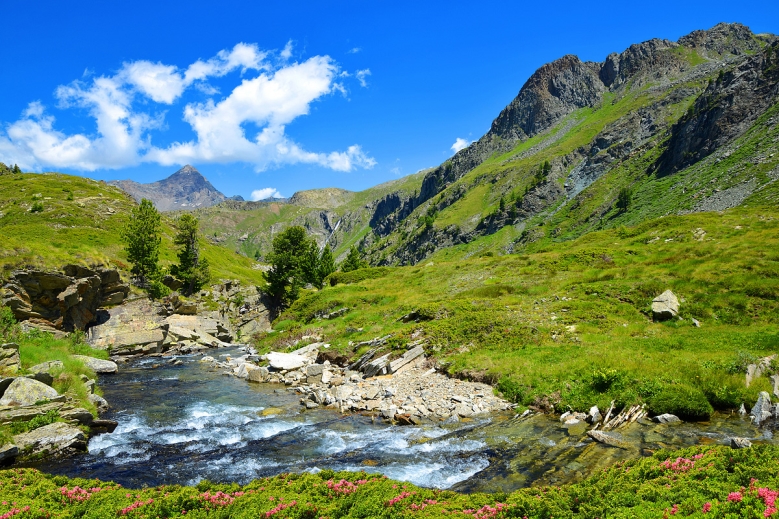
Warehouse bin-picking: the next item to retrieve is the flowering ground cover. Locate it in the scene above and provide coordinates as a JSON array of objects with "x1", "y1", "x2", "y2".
[{"x1": 1, "y1": 444, "x2": 778, "y2": 518}]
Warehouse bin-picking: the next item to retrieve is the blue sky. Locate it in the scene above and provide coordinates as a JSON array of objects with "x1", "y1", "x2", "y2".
[{"x1": 1, "y1": 1, "x2": 777, "y2": 200}]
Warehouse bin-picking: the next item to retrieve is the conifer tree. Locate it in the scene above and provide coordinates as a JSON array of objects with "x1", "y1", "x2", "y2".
[
  {"x1": 340, "y1": 246, "x2": 367, "y2": 273},
  {"x1": 264, "y1": 226, "x2": 311, "y2": 309},
  {"x1": 317, "y1": 244, "x2": 336, "y2": 287},
  {"x1": 121, "y1": 199, "x2": 161, "y2": 287},
  {"x1": 170, "y1": 214, "x2": 210, "y2": 295}
]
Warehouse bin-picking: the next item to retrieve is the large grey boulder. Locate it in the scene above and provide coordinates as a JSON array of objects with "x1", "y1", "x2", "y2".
[
  {"x1": 0, "y1": 343, "x2": 20, "y2": 372},
  {"x1": 27, "y1": 360, "x2": 64, "y2": 385},
  {"x1": 751, "y1": 391, "x2": 773, "y2": 426},
  {"x1": 267, "y1": 352, "x2": 307, "y2": 371},
  {"x1": 730, "y1": 437, "x2": 752, "y2": 449},
  {"x1": 652, "y1": 290, "x2": 680, "y2": 321},
  {"x1": 73, "y1": 355, "x2": 118, "y2": 374},
  {"x1": 389, "y1": 346, "x2": 425, "y2": 373},
  {"x1": 0, "y1": 377, "x2": 59, "y2": 406},
  {"x1": 13, "y1": 422, "x2": 87, "y2": 456}
]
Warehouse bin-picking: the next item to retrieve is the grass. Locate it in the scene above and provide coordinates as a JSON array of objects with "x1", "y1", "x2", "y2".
[
  {"x1": 0, "y1": 172, "x2": 266, "y2": 287},
  {"x1": 2, "y1": 444, "x2": 779, "y2": 517},
  {"x1": 255, "y1": 205, "x2": 779, "y2": 418}
]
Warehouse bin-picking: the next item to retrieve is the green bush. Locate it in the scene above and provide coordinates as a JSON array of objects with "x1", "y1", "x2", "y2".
[{"x1": 648, "y1": 385, "x2": 713, "y2": 420}]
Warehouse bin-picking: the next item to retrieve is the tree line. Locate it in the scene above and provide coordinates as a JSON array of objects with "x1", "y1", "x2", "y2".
[
  {"x1": 264, "y1": 226, "x2": 367, "y2": 309},
  {"x1": 121, "y1": 199, "x2": 210, "y2": 297}
]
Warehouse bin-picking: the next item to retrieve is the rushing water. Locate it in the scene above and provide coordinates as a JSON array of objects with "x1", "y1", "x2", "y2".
[{"x1": 28, "y1": 348, "x2": 775, "y2": 492}]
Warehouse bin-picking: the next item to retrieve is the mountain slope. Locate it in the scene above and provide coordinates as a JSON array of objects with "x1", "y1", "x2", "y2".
[
  {"x1": 0, "y1": 172, "x2": 264, "y2": 286},
  {"x1": 110, "y1": 165, "x2": 242, "y2": 212},
  {"x1": 182, "y1": 23, "x2": 778, "y2": 268}
]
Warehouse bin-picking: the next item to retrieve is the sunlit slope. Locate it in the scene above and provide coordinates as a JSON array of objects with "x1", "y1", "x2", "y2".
[
  {"x1": 0, "y1": 173, "x2": 264, "y2": 285},
  {"x1": 261, "y1": 205, "x2": 779, "y2": 416}
]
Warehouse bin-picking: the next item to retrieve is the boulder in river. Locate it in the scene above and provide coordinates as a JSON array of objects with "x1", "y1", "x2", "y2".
[
  {"x1": 587, "y1": 430, "x2": 631, "y2": 449},
  {"x1": 751, "y1": 391, "x2": 773, "y2": 426},
  {"x1": 88, "y1": 393, "x2": 109, "y2": 414},
  {"x1": 0, "y1": 377, "x2": 60, "y2": 406},
  {"x1": 13, "y1": 422, "x2": 87, "y2": 456},
  {"x1": 652, "y1": 413, "x2": 682, "y2": 424},
  {"x1": 730, "y1": 437, "x2": 752, "y2": 449},
  {"x1": 652, "y1": 290, "x2": 679, "y2": 321}
]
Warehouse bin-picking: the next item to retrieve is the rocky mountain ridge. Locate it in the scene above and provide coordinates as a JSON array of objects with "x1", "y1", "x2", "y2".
[{"x1": 109, "y1": 165, "x2": 244, "y2": 212}]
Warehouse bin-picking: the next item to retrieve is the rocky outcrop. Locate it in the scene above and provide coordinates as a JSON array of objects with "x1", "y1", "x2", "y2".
[
  {"x1": 656, "y1": 39, "x2": 779, "y2": 175},
  {"x1": 0, "y1": 343, "x2": 20, "y2": 373},
  {"x1": 1, "y1": 265, "x2": 129, "y2": 332},
  {"x1": 87, "y1": 298, "x2": 168, "y2": 355},
  {"x1": 13, "y1": 422, "x2": 87, "y2": 456}
]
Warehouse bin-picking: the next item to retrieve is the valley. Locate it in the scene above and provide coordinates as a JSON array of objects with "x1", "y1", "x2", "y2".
[{"x1": 1, "y1": 20, "x2": 779, "y2": 518}]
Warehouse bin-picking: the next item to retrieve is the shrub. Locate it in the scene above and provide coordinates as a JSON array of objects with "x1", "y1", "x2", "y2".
[{"x1": 648, "y1": 385, "x2": 713, "y2": 420}]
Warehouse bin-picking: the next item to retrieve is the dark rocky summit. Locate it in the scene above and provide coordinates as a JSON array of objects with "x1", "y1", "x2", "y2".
[{"x1": 110, "y1": 165, "x2": 232, "y2": 211}]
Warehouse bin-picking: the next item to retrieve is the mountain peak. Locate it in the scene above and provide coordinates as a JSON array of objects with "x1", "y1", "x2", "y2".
[{"x1": 109, "y1": 165, "x2": 229, "y2": 212}]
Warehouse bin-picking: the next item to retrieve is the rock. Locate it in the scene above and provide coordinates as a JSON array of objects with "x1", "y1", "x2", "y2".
[
  {"x1": 652, "y1": 290, "x2": 679, "y2": 321},
  {"x1": 0, "y1": 443, "x2": 18, "y2": 462},
  {"x1": 73, "y1": 355, "x2": 118, "y2": 374},
  {"x1": 0, "y1": 377, "x2": 59, "y2": 406},
  {"x1": 87, "y1": 299, "x2": 167, "y2": 353},
  {"x1": 248, "y1": 366, "x2": 269, "y2": 383},
  {"x1": 60, "y1": 408, "x2": 94, "y2": 426},
  {"x1": 13, "y1": 422, "x2": 87, "y2": 456},
  {"x1": 161, "y1": 275, "x2": 183, "y2": 291},
  {"x1": 692, "y1": 318, "x2": 701, "y2": 328},
  {"x1": 200, "y1": 356, "x2": 215, "y2": 363},
  {"x1": 267, "y1": 352, "x2": 307, "y2": 371},
  {"x1": 0, "y1": 343, "x2": 20, "y2": 372},
  {"x1": 587, "y1": 406, "x2": 602, "y2": 424},
  {"x1": 730, "y1": 437, "x2": 752, "y2": 449},
  {"x1": 306, "y1": 364, "x2": 324, "y2": 377},
  {"x1": 587, "y1": 430, "x2": 631, "y2": 449},
  {"x1": 88, "y1": 393, "x2": 109, "y2": 414},
  {"x1": 29, "y1": 360, "x2": 64, "y2": 376},
  {"x1": 389, "y1": 346, "x2": 425, "y2": 373},
  {"x1": 305, "y1": 401, "x2": 319, "y2": 409},
  {"x1": 751, "y1": 391, "x2": 773, "y2": 425},
  {"x1": 90, "y1": 419, "x2": 118, "y2": 433},
  {"x1": 321, "y1": 369, "x2": 333, "y2": 384},
  {"x1": 652, "y1": 413, "x2": 682, "y2": 424},
  {"x1": 363, "y1": 354, "x2": 391, "y2": 378},
  {"x1": 0, "y1": 402, "x2": 63, "y2": 425}
]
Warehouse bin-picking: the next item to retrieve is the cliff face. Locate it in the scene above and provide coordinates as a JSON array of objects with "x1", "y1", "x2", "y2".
[{"x1": 110, "y1": 165, "x2": 231, "y2": 211}]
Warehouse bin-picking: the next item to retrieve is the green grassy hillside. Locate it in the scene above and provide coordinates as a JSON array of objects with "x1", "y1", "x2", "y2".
[
  {"x1": 0, "y1": 173, "x2": 264, "y2": 286},
  {"x1": 257, "y1": 205, "x2": 779, "y2": 418}
]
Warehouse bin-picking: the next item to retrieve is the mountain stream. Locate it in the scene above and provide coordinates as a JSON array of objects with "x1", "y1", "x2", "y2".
[{"x1": 28, "y1": 347, "x2": 774, "y2": 493}]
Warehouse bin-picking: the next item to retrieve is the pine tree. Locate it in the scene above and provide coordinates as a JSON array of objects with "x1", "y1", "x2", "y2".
[
  {"x1": 121, "y1": 199, "x2": 161, "y2": 287},
  {"x1": 12, "y1": 164, "x2": 21, "y2": 175},
  {"x1": 340, "y1": 246, "x2": 367, "y2": 273},
  {"x1": 264, "y1": 226, "x2": 312, "y2": 309},
  {"x1": 170, "y1": 214, "x2": 210, "y2": 295},
  {"x1": 616, "y1": 187, "x2": 632, "y2": 213},
  {"x1": 318, "y1": 244, "x2": 336, "y2": 287}
]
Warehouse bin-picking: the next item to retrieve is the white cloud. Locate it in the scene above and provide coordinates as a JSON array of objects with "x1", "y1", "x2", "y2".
[
  {"x1": 347, "y1": 47, "x2": 361, "y2": 54},
  {"x1": 355, "y1": 69, "x2": 371, "y2": 87},
  {"x1": 451, "y1": 137, "x2": 472, "y2": 153},
  {"x1": 280, "y1": 40, "x2": 293, "y2": 60},
  {"x1": 0, "y1": 42, "x2": 375, "y2": 173},
  {"x1": 250, "y1": 187, "x2": 283, "y2": 200}
]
